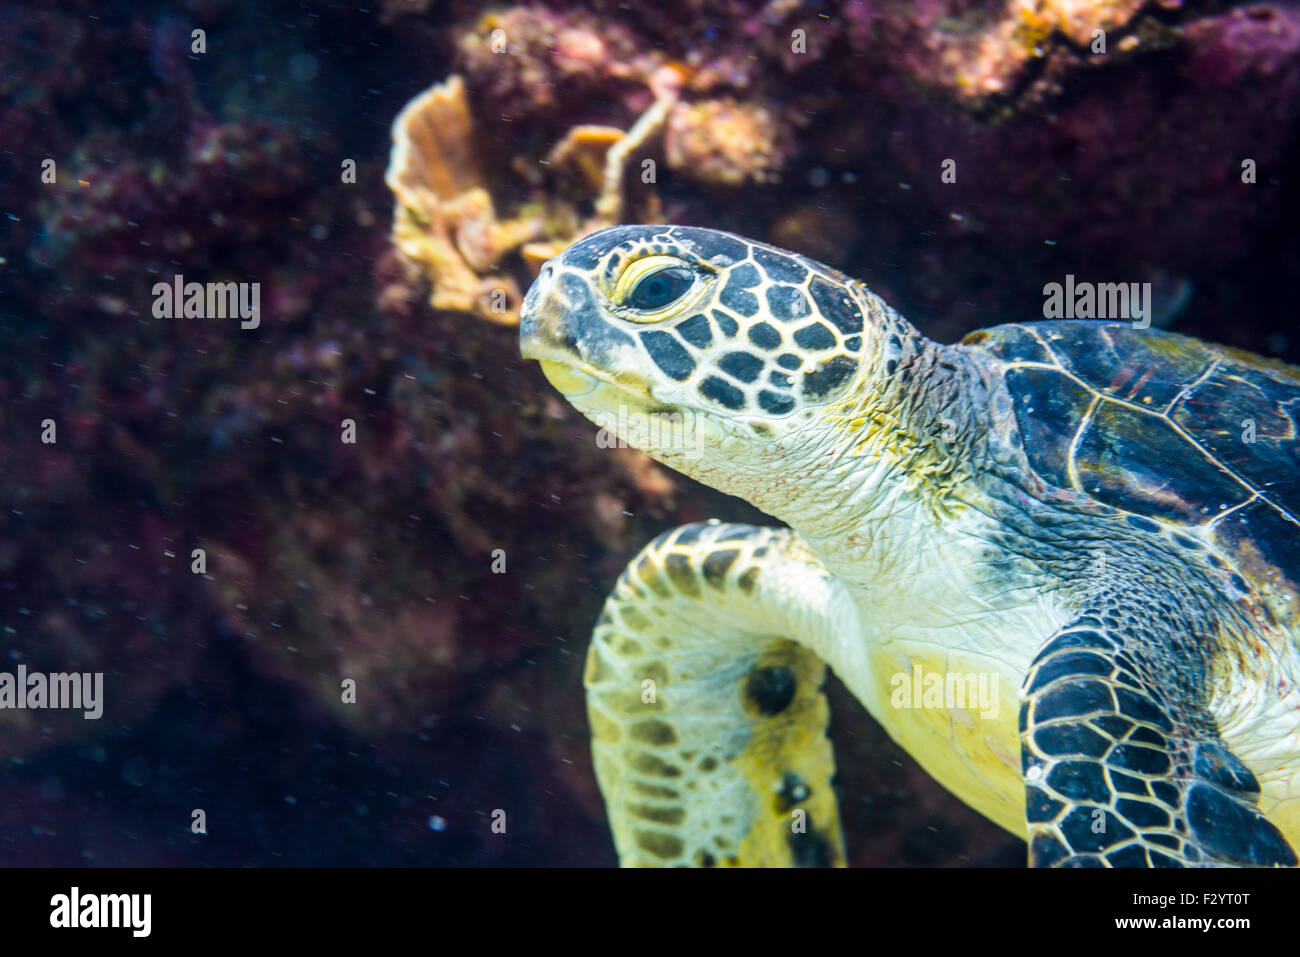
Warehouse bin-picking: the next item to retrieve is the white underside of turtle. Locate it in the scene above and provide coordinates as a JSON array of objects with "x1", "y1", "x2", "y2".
[{"x1": 520, "y1": 224, "x2": 1300, "y2": 867}]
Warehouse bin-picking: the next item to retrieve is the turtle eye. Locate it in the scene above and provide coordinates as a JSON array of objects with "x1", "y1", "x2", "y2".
[{"x1": 625, "y1": 266, "x2": 695, "y2": 311}]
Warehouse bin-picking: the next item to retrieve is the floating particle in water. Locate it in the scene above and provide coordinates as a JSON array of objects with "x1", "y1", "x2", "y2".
[
  {"x1": 121, "y1": 757, "x2": 151, "y2": 787},
  {"x1": 289, "y1": 52, "x2": 320, "y2": 83}
]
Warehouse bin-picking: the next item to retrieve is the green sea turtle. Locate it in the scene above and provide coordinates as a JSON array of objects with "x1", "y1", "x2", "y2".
[{"x1": 518, "y1": 224, "x2": 1300, "y2": 868}]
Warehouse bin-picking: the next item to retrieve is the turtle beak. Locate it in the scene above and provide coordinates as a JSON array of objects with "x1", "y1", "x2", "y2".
[
  {"x1": 522, "y1": 259, "x2": 653, "y2": 401},
  {"x1": 519, "y1": 261, "x2": 599, "y2": 396},
  {"x1": 520, "y1": 262, "x2": 572, "y2": 360}
]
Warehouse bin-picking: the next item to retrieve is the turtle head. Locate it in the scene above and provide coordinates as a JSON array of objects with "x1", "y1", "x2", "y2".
[{"x1": 521, "y1": 225, "x2": 889, "y2": 486}]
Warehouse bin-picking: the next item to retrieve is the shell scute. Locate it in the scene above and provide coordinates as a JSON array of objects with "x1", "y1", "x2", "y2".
[
  {"x1": 1004, "y1": 365, "x2": 1093, "y2": 490},
  {"x1": 1170, "y1": 364, "x2": 1300, "y2": 514},
  {"x1": 1044, "y1": 323, "x2": 1211, "y2": 409},
  {"x1": 965, "y1": 320, "x2": 1300, "y2": 596},
  {"x1": 1075, "y1": 399, "x2": 1250, "y2": 525}
]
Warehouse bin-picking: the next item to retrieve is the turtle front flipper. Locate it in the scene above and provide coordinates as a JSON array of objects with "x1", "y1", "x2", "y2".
[
  {"x1": 584, "y1": 521, "x2": 861, "y2": 867},
  {"x1": 1020, "y1": 617, "x2": 1298, "y2": 867}
]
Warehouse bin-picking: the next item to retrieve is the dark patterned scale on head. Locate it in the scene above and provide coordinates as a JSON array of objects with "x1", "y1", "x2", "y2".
[
  {"x1": 963, "y1": 321, "x2": 1300, "y2": 601},
  {"x1": 555, "y1": 225, "x2": 872, "y2": 418}
]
